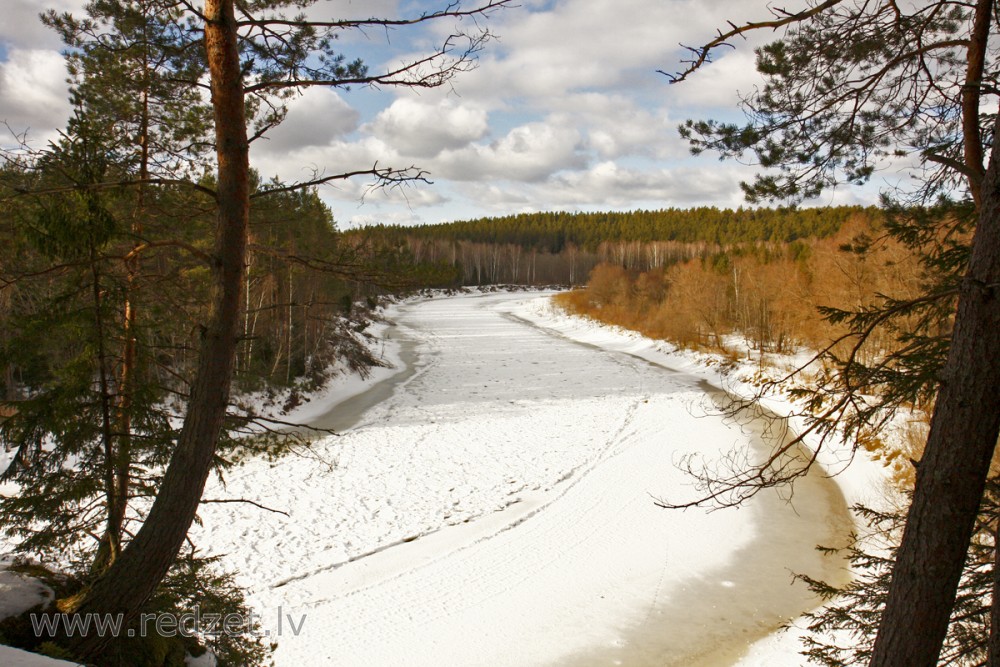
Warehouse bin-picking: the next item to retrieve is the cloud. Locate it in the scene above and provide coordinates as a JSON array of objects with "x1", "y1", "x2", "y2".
[
  {"x1": 540, "y1": 93, "x2": 681, "y2": 160},
  {"x1": 435, "y1": 120, "x2": 586, "y2": 182},
  {"x1": 0, "y1": 48, "x2": 71, "y2": 145},
  {"x1": 320, "y1": 177, "x2": 448, "y2": 207},
  {"x1": 312, "y1": 0, "x2": 400, "y2": 17},
  {"x1": 368, "y1": 98, "x2": 488, "y2": 158},
  {"x1": 0, "y1": 0, "x2": 86, "y2": 51},
  {"x1": 426, "y1": 160, "x2": 758, "y2": 221},
  {"x1": 458, "y1": 182, "x2": 533, "y2": 208},
  {"x1": 666, "y1": 50, "x2": 760, "y2": 110},
  {"x1": 446, "y1": 0, "x2": 770, "y2": 105},
  {"x1": 256, "y1": 88, "x2": 360, "y2": 153},
  {"x1": 548, "y1": 161, "x2": 747, "y2": 206},
  {"x1": 0, "y1": 0, "x2": 844, "y2": 226},
  {"x1": 445, "y1": 160, "x2": 754, "y2": 213},
  {"x1": 252, "y1": 135, "x2": 401, "y2": 187}
]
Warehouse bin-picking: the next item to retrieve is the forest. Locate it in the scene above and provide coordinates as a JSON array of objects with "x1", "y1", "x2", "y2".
[
  {"x1": 363, "y1": 205, "x2": 868, "y2": 250},
  {"x1": 555, "y1": 209, "x2": 923, "y2": 355},
  {"x1": 0, "y1": 162, "x2": 438, "y2": 664},
  {"x1": 358, "y1": 206, "x2": 872, "y2": 286},
  {"x1": 553, "y1": 200, "x2": 998, "y2": 664},
  {"x1": 0, "y1": 0, "x2": 508, "y2": 664}
]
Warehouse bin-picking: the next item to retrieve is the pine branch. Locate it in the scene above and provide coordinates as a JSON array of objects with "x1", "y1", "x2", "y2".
[
  {"x1": 662, "y1": 0, "x2": 846, "y2": 84},
  {"x1": 234, "y1": 1, "x2": 514, "y2": 30}
]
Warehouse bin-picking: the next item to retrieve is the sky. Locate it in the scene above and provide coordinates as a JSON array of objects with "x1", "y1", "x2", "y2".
[{"x1": 0, "y1": 0, "x2": 900, "y2": 229}]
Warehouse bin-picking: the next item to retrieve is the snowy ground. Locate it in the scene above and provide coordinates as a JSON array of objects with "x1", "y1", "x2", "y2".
[
  {"x1": 184, "y1": 291, "x2": 873, "y2": 666},
  {"x1": 1, "y1": 290, "x2": 884, "y2": 666},
  {"x1": 0, "y1": 560, "x2": 73, "y2": 666},
  {"x1": 511, "y1": 293, "x2": 890, "y2": 666}
]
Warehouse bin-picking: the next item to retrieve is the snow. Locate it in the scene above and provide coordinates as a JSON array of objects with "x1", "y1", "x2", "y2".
[
  {"x1": 0, "y1": 290, "x2": 887, "y2": 665},
  {"x1": 513, "y1": 293, "x2": 893, "y2": 666},
  {"x1": 234, "y1": 318, "x2": 406, "y2": 431},
  {"x1": 0, "y1": 561, "x2": 75, "y2": 667},
  {"x1": 0, "y1": 564, "x2": 53, "y2": 623},
  {"x1": 0, "y1": 646, "x2": 82, "y2": 667},
  {"x1": 0, "y1": 560, "x2": 74, "y2": 667},
  {"x1": 187, "y1": 290, "x2": 874, "y2": 665}
]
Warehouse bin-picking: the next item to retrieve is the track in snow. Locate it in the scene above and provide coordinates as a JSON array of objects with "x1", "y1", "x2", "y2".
[{"x1": 193, "y1": 292, "x2": 852, "y2": 666}]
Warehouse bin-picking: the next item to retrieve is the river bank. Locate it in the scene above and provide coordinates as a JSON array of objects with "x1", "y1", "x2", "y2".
[{"x1": 186, "y1": 291, "x2": 872, "y2": 665}]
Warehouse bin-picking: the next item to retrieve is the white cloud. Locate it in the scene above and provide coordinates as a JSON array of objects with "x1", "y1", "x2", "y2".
[
  {"x1": 435, "y1": 120, "x2": 585, "y2": 182},
  {"x1": 447, "y1": 0, "x2": 775, "y2": 105},
  {"x1": 666, "y1": 50, "x2": 760, "y2": 110},
  {"x1": 0, "y1": 0, "x2": 86, "y2": 51},
  {"x1": 545, "y1": 161, "x2": 748, "y2": 206},
  {"x1": 368, "y1": 98, "x2": 488, "y2": 158},
  {"x1": 459, "y1": 182, "x2": 533, "y2": 208},
  {"x1": 256, "y1": 88, "x2": 360, "y2": 153},
  {"x1": 0, "y1": 48, "x2": 71, "y2": 145},
  {"x1": 312, "y1": 0, "x2": 400, "y2": 17},
  {"x1": 252, "y1": 135, "x2": 396, "y2": 184},
  {"x1": 325, "y1": 179, "x2": 447, "y2": 208},
  {"x1": 542, "y1": 94, "x2": 681, "y2": 160},
  {"x1": 1, "y1": 0, "x2": 844, "y2": 225}
]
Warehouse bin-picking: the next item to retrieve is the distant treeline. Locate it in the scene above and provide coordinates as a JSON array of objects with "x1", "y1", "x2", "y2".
[
  {"x1": 355, "y1": 206, "x2": 878, "y2": 286},
  {"x1": 555, "y1": 213, "x2": 947, "y2": 362},
  {"x1": 361, "y1": 206, "x2": 871, "y2": 252}
]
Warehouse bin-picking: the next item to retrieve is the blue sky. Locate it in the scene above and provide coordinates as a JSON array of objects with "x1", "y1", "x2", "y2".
[{"x1": 0, "y1": 0, "x2": 900, "y2": 229}]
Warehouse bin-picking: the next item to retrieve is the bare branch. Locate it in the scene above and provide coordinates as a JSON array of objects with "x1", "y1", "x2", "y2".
[
  {"x1": 0, "y1": 177, "x2": 217, "y2": 202},
  {"x1": 200, "y1": 498, "x2": 290, "y2": 516},
  {"x1": 244, "y1": 33, "x2": 487, "y2": 94},
  {"x1": 249, "y1": 164, "x2": 428, "y2": 199},
  {"x1": 235, "y1": 1, "x2": 515, "y2": 30},
  {"x1": 662, "y1": 0, "x2": 846, "y2": 84},
  {"x1": 656, "y1": 286, "x2": 961, "y2": 510}
]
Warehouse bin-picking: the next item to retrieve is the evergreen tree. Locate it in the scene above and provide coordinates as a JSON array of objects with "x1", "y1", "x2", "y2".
[
  {"x1": 668, "y1": 2, "x2": 1000, "y2": 664},
  {"x1": 1, "y1": 1, "x2": 513, "y2": 663},
  {"x1": 42, "y1": 0, "x2": 213, "y2": 577}
]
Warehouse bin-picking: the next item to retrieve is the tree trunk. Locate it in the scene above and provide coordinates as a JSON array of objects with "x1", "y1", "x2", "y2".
[
  {"x1": 92, "y1": 79, "x2": 151, "y2": 578},
  {"x1": 960, "y1": 0, "x2": 992, "y2": 208},
  {"x1": 989, "y1": 521, "x2": 1000, "y2": 665},
  {"x1": 66, "y1": 0, "x2": 249, "y2": 658},
  {"x1": 88, "y1": 252, "x2": 120, "y2": 578},
  {"x1": 869, "y1": 113, "x2": 1000, "y2": 665}
]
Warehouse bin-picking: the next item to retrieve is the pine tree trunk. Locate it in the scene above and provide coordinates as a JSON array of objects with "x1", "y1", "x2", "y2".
[
  {"x1": 869, "y1": 113, "x2": 1000, "y2": 665},
  {"x1": 88, "y1": 252, "x2": 120, "y2": 578},
  {"x1": 92, "y1": 82, "x2": 151, "y2": 578},
  {"x1": 66, "y1": 0, "x2": 248, "y2": 658},
  {"x1": 989, "y1": 521, "x2": 1000, "y2": 665}
]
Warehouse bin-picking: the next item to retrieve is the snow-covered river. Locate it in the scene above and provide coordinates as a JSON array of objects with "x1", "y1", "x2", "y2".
[{"x1": 195, "y1": 291, "x2": 853, "y2": 666}]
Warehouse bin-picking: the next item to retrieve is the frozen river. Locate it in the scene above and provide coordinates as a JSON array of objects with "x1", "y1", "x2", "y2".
[{"x1": 194, "y1": 291, "x2": 853, "y2": 666}]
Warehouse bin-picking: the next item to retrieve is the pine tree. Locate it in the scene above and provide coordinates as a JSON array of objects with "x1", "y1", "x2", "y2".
[
  {"x1": 2, "y1": 1, "x2": 513, "y2": 662},
  {"x1": 668, "y1": 2, "x2": 1000, "y2": 664}
]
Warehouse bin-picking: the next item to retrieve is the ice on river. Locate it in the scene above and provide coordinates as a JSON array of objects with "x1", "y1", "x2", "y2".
[{"x1": 189, "y1": 291, "x2": 855, "y2": 666}]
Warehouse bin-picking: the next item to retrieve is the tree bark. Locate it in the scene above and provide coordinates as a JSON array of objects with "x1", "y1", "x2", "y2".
[
  {"x1": 88, "y1": 250, "x2": 120, "y2": 578},
  {"x1": 869, "y1": 112, "x2": 1000, "y2": 665},
  {"x1": 961, "y1": 0, "x2": 993, "y2": 207},
  {"x1": 92, "y1": 70, "x2": 152, "y2": 578},
  {"x1": 989, "y1": 521, "x2": 1000, "y2": 665},
  {"x1": 66, "y1": 0, "x2": 248, "y2": 658}
]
